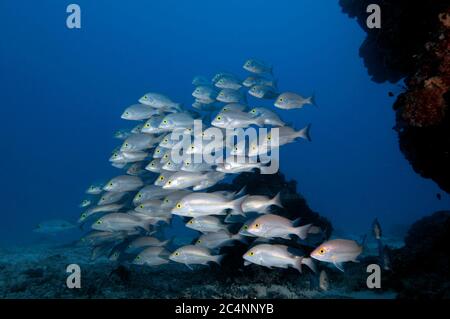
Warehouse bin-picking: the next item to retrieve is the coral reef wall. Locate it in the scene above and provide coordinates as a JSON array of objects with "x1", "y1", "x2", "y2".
[{"x1": 339, "y1": 0, "x2": 450, "y2": 193}]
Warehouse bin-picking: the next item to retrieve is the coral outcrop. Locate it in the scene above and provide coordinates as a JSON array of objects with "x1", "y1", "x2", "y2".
[{"x1": 339, "y1": 0, "x2": 450, "y2": 193}]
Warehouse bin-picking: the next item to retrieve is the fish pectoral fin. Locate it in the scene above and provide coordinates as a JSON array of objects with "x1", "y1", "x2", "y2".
[
  {"x1": 185, "y1": 263, "x2": 193, "y2": 271},
  {"x1": 243, "y1": 261, "x2": 251, "y2": 266},
  {"x1": 333, "y1": 261, "x2": 345, "y2": 272}
]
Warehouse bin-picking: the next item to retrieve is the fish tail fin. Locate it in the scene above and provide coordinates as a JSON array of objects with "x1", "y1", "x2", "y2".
[
  {"x1": 231, "y1": 233, "x2": 247, "y2": 243},
  {"x1": 234, "y1": 186, "x2": 247, "y2": 198},
  {"x1": 307, "y1": 93, "x2": 317, "y2": 107},
  {"x1": 270, "y1": 191, "x2": 283, "y2": 208},
  {"x1": 293, "y1": 257, "x2": 303, "y2": 273},
  {"x1": 212, "y1": 254, "x2": 225, "y2": 265},
  {"x1": 229, "y1": 195, "x2": 248, "y2": 215},
  {"x1": 294, "y1": 223, "x2": 312, "y2": 240},
  {"x1": 296, "y1": 124, "x2": 312, "y2": 142},
  {"x1": 302, "y1": 257, "x2": 317, "y2": 273}
]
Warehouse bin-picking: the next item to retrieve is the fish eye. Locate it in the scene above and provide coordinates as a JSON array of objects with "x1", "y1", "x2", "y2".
[
  {"x1": 168, "y1": 181, "x2": 172, "y2": 185},
  {"x1": 267, "y1": 135, "x2": 271, "y2": 140},
  {"x1": 156, "y1": 150, "x2": 160, "y2": 153},
  {"x1": 164, "y1": 139, "x2": 168, "y2": 143},
  {"x1": 150, "y1": 162, "x2": 155, "y2": 166},
  {"x1": 252, "y1": 146, "x2": 256, "y2": 150},
  {"x1": 135, "y1": 255, "x2": 141, "y2": 261},
  {"x1": 113, "y1": 153, "x2": 118, "y2": 158},
  {"x1": 125, "y1": 112, "x2": 129, "y2": 115},
  {"x1": 219, "y1": 93, "x2": 224, "y2": 96},
  {"x1": 191, "y1": 146, "x2": 195, "y2": 150},
  {"x1": 216, "y1": 116, "x2": 221, "y2": 121},
  {"x1": 248, "y1": 251, "x2": 254, "y2": 256},
  {"x1": 164, "y1": 154, "x2": 168, "y2": 159},
  {"x1": 318, "y1": 248, "x2": 326, "y2": 255},
  {"x1": 139, "y1": 205, "x2": 144, "y2": 209},
  {"x1": 197, "y1": 240, "x2": 202, "y2": 244},
  {"x1": 176, "y1": 203, "x2": 182, "y2": 209},
  {"x1": 174, "y1": 252, "x2": 180, "y2": 256},
  {"x1": 137, "y1": 194, "x2": 142, "y2": 198},
  {"x1": 96, "y1": 220, "x2": 102, "y2": 225},
  {"x1": 109, "y1": 183, "x2": 113, "y2": 187},
  {"x1": 163, "y1": 120, "x2": 168, "y2": 124},
  {"x1": 244, "y1": 225, "x2": 248, "y2": 230},
  {"x1": 255, "y1": 223, "x2": 260, "y2": 228},
  {"x1": 188, "y1": 128, "x2": 192, "y2": 132},
  {"x1": 251, "y1": 109, "x2": 256, "y2": 113},
  {"x1": 101, "y1": 197, "x2": 105, "y2": 201},
  {"x1": 185, "y1": 162, "x2": 190, "y2": 166},
  {"x1": 164, "y1": 199, "x2": 169, "y2": 203},
  {"x1": 188, "y1": 220, "x2": 193, "y2": 224},
  {"x1": 159, "y1": 176, "x2": 165, "y2": 181},
  {"x1": 143, "y1": 95, "x2": 148, "y2": 100},
  {"x1": 234, "y1": 147, "x2": 238, "y2": 151},
  {"x1": 279, "y1": 98, "x2": 283, "y2": 102},
  {"x1": 81, "y1": 213, "x2": 87, "y2": 218},
  {"x1": 223, "y1": 107, "x2": 228, "y2": 111},
  {"x1": 167, "y1": 162, "x2": 171, "y2": 166}
]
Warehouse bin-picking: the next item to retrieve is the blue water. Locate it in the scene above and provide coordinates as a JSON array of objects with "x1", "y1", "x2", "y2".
[{"x1": 1, "y1": 0, "x2": 449, "y2": 245}]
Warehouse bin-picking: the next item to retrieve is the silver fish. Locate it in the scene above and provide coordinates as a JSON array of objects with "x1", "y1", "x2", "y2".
[
  {"x1": 248, "y1": 107, "x2": 285, "y2": 127},
  {"x1": 214, "y1": 74, "x2": 242, "y2": 90},
  {"x1": 159, "y1": 113, "x2": 195, "y2": 130},
  {"x1": 192, "y1": 86, "x2": 218, "y2": 102},
  {"x1": 243, "y1": 75, "x2": 277, "y2": 88},
  {"x1": 192, "y1": 76, "x2": 210, "y2": 86},
  {"x1": 78, "y1": 203, "x2": 124, "y2": 223},
  {"x1": 211, "y1": 111, "x2": 263, "y2": 129},
  {"x1": 139, "y1": 92, "x2": 181, "y2": 110},
  {"x1": 169, "y1": 245, "x2": 224, "y2": 268},
  {"x1": 79, "y1": 199, "x2": 92, "y2": 208},
  {"x1": 220, "y1": 103, "x2": 247, "y2": 113},
  {"x1": 243, "y1": 244, "x2": 316, "y2": 273},
  {"x1": 126, "y1": 236, "x2": 170, "y2": 252},
  {"x1": 104, "y1": 175, "x2": 144, "y2": 192},
  {"x1": 120, "y1": 133, "x2": 161, "y2": 152},
  {"x1": 121, "y1": 104, "x2": 159, "y2": 120},
  {"x1": 145, "y1": 159, "x2": 164, "y2": 173},
  {"x1": 171, "y1": 192, "x2": 247, "y2": 217},
  {"x1": 241, "y1": 192, "x2": 282, "y2": 214},
  {"x1": 248, "y1": 85, "x2": 279, "y2": 99},
  {"x1": 243, "y1": 59, "x2": 273, "y2": 75},
  {"x1": 33, "y1": 219, "x2": 76, "y2": 234},
  {"x1": 86, "y1": 184, "x2": 103, "y2": 195},
  {"x1": 275, "y1": 92, "x2": 316, "y2": 109},
  {"x1": 310, "y1": 239, "x2": 363, "y2": 272},
  {"x1": 195, "y1": 230, "x2": 244, "y2": 249},
  {"x1": 92, "y1": 213, "x2": 152, "y2": 232},
  {"x1": 247, "y1": 214, "x2": 312, "y2": 240},
  {"x1": 133, "y1": 246, "x2": 170, "y2": 266},
  {"x1": 186, "y1": 216, "x2": 229, "y2": 233},
  {"x1": 133, "y1": 185, "x2": 174, "y2": 205},
  {"x1": 154, "y1": 171, "x2": 175, "y2": 187},
  {"x1": 216, "y1": 88, "x2": 246, "y2": 103},
  {"x1": 97, "y1": 191, "x2": 127, "y2": 205}
]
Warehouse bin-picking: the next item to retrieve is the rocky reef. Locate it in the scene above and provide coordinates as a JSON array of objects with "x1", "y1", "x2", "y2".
[
  {"x1": 388, "y1": 210, "x2": 450, "y2": 298},
  {"x1": 339, "y1": 0, "x2": 450, "y2": 193}
]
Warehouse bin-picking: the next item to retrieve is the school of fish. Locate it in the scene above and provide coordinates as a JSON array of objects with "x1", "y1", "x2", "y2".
[{"x1": 76, "y1": 59, "x2": 363, "y2": 274}]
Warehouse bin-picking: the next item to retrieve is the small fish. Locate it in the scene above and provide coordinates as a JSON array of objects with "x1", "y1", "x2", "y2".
[
  {"x1": 133, "y1": 246, "x2": 170, "y2": 266},
  {"x1": 110, "y1": 151, "x2": 149, "y2": 164},
  {"x1": 243, "y1": 75, "x2": 277, "y2": 88},
  {"x1": 181, "y1": 159, "x2": 214, "y2": 173},
  {"x1": 81, "y1": 230, "x2": 128, "y2": 246},
  {"x1": 126, "y1": 236, "x2": 170, "y2": 252},
  {"x1": 216, "y1": 89, "x2": 246, "y2": 103},
  {"x1": 79, "y1": 199, "x2": 91, "y2": 208},
  {"x1": 135, "y1": 199, "x2": 163, "y2": 213},
  {"x1": 248, "y1": 85, "x2": 279, "y2": 99},
  {"x1": 162, "y1": 171, "x2": 224, "y2": 190},
  {"x1": 169, "y1": 245, "x2": 224, "y2": 268},
  {"x1": 192, "y1": 86, "x2": 218, "y2": 102},
  {"x1": 275, "y1": 92, "x2": 316, "y2": 109},
  {"x1": 248, "y1": 107, "x2": 285, "y2": 127},
  {"x1": 114, "y1": 130, "x2": 132, "y2": 140},
  {"x1": 243, "y1": 244, "x2": 316, "y2": 273},
  {"x1": 161, "y1": 190, "x2": 192, "y2": 209},
  {"x1": 192, "y1": 76, "x2": 210, "y2": 86},
  {"x1": 372, "y1": 218, "x2": 382, "y2": 240},
  {"x1": 243, "y1": 59, "x2": 273, "y2": 75},
  {"x1": 120, "y1": 133, "x2": 161, "y2": 152},
  {"x1": 159, "y1": 113, "x2": 195, "y2": 130},
  {"x1": 104, "y1": 175, "x2": 144, "y2": 192},
  {"x1": 247, "y1": 214, "x2": 312, "y2": 240},
  {"x1": 216, "y1": 156, "x2": 266, "y2": 174},
  {"x1": 162, "y1": 160, "x2": 183, "y2": 172},
  {"x1": 139, "y1": 92, "x2": 181, "y2": 110},
  {"x1": 121, "y1": 104, "x2": 159, "y2": 120},
  {"x1": 195, "y1": 230, "x2": 245, "y2": 249},
  {"x1": 171, "y1": 192, "x2": 247, "y2": 217},
  {"x1": 319, "y1": 270, "x2": 330, "y2": 291},
  {"x1": 131, "y1": 124, "x2": 144, "y2": 134},
  {"x1": 97, "y1": 191, "x2": 127, "y2": 205},
  {"x1": 211, "y1": 111, "x2": 264, "y2": 129},
  {"x1": 86, "y1": 184, "x2": 103, "y2": 195},
  {"x1": 33, "y1": 219, "x2": 76, "y2": 234},
  {"x1": 92, "y1": 213, "x2": 152, "y2": 232},
  {"x1": 310, "y1": 239, "x2": 363, "y2": 272},
  {"x1": 214, "y1": 74, "x2": 242, "y2": 90},
  {"x1": 241, "y1": 192, "x2": 283, "y2": 214},
  {"x1": 78, "y1": 203, "x2": 124, "y2": 223},
  {"x1": 133, "y1": 185, "x2": 174, "y2": 205},
  {"x1": 220, "y1": 103, "x2": 247, "y2": 113},
  {"x1": 186, "y1": 216, "x2": 229, "y2": 233},
  {"x1": 127, "y1": 162, "x2": 147, "y2": 176}
]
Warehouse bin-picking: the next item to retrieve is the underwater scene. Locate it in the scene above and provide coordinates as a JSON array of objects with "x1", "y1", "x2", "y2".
[{"x1": 1, "y1": 0, "x2": 450, "y2": 301}]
